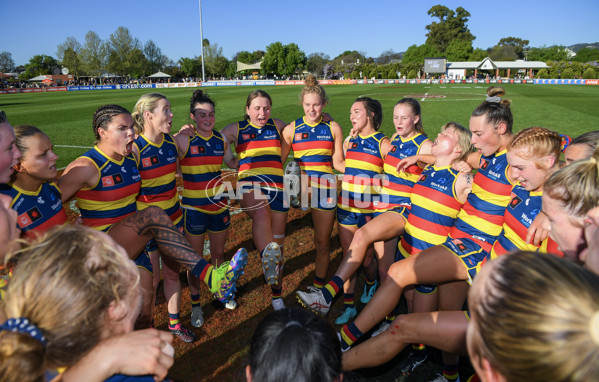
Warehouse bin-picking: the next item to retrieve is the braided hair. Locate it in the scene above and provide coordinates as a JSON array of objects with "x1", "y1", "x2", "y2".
[{"x1": 92, "y1": 104, "x2": 130, "y2": 144}]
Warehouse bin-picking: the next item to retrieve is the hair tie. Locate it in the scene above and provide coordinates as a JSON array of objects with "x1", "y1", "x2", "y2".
[
  {"x1": 0, "y1": 318, "x2": 46, "y2": 348},
  {"x1": 285, "y1": 320, "x2": 303, "y2": 329},
  {"x1": 590, "y1": 311, "x2": 599, "y2": 345},
  {"x1": 559, "y1": 134, "x2": 572, "y2": 153},
  {"x1": 486, "y1": 96, "x2": 501, "y2": 103}
]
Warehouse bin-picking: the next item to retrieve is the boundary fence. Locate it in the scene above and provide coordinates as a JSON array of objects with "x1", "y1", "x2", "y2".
[{"x1": 2, "y1": 78, "x2": 597, "y2": 95}]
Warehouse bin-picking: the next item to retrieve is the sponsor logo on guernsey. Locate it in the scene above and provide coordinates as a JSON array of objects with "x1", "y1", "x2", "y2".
[
  {"x1": 480, "y1": 159, "x2": 489, "y2": 170},
  {"x1": 295, "y1": 133, "x2": 302, "y2": 141},
  {"x1": 521, "y1": 213, "x2": 533, "y2": 226},
  {"x1": 190, "y1": 146, "x2": 199, "y2": 154},
  {"x1": 51, "y1": 200, "x2": 62, "y2": 210},
  {"x1": 37, "y1": 196, "x2": 45, "y2": 204}
]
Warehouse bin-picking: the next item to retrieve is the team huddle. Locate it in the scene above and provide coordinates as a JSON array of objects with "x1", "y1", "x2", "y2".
[{"x1": 0, "y1": 77, "x2": 599, "y2": 382}]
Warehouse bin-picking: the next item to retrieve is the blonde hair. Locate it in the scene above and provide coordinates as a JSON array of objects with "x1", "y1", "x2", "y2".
[
  {"x1": 544, "y1": 145, "x2": 599, "y2": 218},
  {"x1": 300, "y1": 75, "x2": 328, "y2": 105},
  {"x1": 441, "y1": 122, "x2": 475, "y2": 162},
  {"x1": 469, "y1": 251, "x2": 599, "y2": 382},
  {"x1": 0, "y1": 225, "x2": 139, "y2": 382},
  {"x1": 508, "y1": 127, "x2": 562, "y2": 169},
  {"x1": 131, "y1": 93, "x2": 168, "y2": 134}
]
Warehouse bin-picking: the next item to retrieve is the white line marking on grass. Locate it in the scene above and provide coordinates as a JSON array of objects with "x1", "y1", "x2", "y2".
[
  {"x1": 421, "y1": 93, "x2": 428, "y2": 102},
  {"x1": 55, "y1": 145, "x2": 94, "y2": 149}
]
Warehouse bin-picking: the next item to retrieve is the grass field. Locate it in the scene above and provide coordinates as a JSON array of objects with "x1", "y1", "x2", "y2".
[
  {"x1": 1, "y1": 83, "x2": 598, "y2": 168},
  {"x1": 2, "y1": 84, "x2": 599, "y2": 381}
]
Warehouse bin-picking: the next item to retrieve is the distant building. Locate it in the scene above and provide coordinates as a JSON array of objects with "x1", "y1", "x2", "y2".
[{"x1": 446, "y1": 57, "x2": 549, "y2": 79}]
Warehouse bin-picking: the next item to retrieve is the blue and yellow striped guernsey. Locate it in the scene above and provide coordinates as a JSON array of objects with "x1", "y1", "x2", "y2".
[
  {"x1": 76, "y1": 147, "x2": 141, "y2": 232},
  {"x1": 0, "y1": 182, "x2": 67, "y2": 239},
  {"x1": 450, "y1": 150, "x2": 514, "y2": 252},
  {"x1": 236, "y1": 119, "x2": 284, "y2": 190},
  {"x1": 398, "y1": 165, "x2": 463, "y2": 257},
  {"x1": 290, "y1": 116, "x2": 335, "y2": 187},
  {"x1": 180, "y1": 131, "x2": 228, "y2": 214},
  {"x1": 490, "y1": 185, "x2": 562, "y2": 258},
  {"x1": 381, "y1": 133, "x2": 429, "y2": 210},
  {"x1": 338, "y1": 132, "x2": 387, "y2": 213},
  {"x1": 135, "y1": 133, "x2": 182, "y2": 225}
]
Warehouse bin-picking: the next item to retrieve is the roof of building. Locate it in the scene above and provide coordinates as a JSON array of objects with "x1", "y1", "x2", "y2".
[{"x1": 447, "y1": 57, "x2": 549, "y2": 70}]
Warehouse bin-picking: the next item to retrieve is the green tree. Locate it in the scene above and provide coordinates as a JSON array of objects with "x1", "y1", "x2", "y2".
[
  {"x1": 56, "y1": 37, "x2": 81, "y2": 62},
  {"x1": 376, "y1": 49, "x2": 402, "y2": 64},
  {"x1": 470, "y1": 48, "x2": 488, "y2": 61},
  {"x1": 445, "y1": 39, "x2": 473, "y2": 61},
  {"x1": 262, "y1": 42, "x2": 307, "y2": 77},
  {"x1": 425, "y1": 5, "x2": 475, "y2": 53},
  {"x1": 283, "y1": 43, "x2": 306, "y2": 77},
  {"x1": 262, "y1": 42, "x2": 286, "y2": 76},
  {"x1": 144, "y1": 40, "x2": 164, "y2": 73},
  {"x1": 128, "y1": 48, "x2": 149, "y2": 78},
  {"x1": 582, "y1": 67, "x2": 596, "y2": 79},
  {"x1": 56, "y1": 36, "x2": 83, "y2": 77},
  {"x1": 20, "y1": 55, "x2": 58, "y2": 80},
  {"x1": 179, "y1": 57, "x2": 201, "y2": 78},
  {"x1": 80, "y1": 31, "x2": 107, "y2": 76},
  {"x1": 561, "y1": 68, "x2": 575, "y2": 79},
  {"x1": 306, "y1": 52, "x2": 330, "y2": 77},
  {"x1": 496, "y1": 37, "x2": 529, "y2": 59},
  {"x1": 536, "y1": 68, "x2": 549, "y2": 78},
  {"x1": 402, "y1": 44, "x2": 442, "y2": 64},
  {"x1": 527, "y1": 45, "x2": 569, "y2": 62},
  {"x1": 106, "y1": 26, "x2": 140, "y2": 76},
  {"x1": 0, "y1": 51, "x2": 15, "y2": 72},
  {"x1": 234, "y1": 51, "x2": 256, "y2": 64},
  {"x1": 488, "y1": 45, "x2": 518, "y2": 61},
  {"x1": 203, "y1": 41, "x2": 228, "y2": 78},
  {"x1": 573, "y1": 47, "x2": 599, "y2": 62},
  {"x1": 62, "y1": 48, "x2": 82, "y2": 77}
]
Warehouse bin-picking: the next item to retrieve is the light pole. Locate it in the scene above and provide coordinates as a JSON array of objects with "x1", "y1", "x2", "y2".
[{"x1": 199, "y1": 0, "x2": 205, "y2": 83}]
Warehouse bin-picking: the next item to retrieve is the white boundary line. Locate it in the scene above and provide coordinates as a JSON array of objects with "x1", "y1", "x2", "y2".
[{"x1": 55, "y1": 145, "x2": 94, "y2": 149}]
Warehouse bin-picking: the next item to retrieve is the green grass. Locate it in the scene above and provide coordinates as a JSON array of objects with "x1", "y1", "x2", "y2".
[{"x1": 1, "y1": 84, "x2": 598, "y2": 168}]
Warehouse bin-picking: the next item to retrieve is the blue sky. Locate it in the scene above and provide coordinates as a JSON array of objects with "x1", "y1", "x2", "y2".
[{"x1": 1, "y1": 0, "x2": 597, "y2": 66}]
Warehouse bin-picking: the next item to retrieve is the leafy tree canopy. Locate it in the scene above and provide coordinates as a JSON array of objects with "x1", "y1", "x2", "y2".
[{"x1": 425, "y1": 5, "x2": 475, "y2": 53}]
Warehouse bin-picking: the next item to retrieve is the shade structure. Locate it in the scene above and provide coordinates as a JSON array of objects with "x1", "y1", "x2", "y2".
[
  {"x1": 28, "y1": 75, "x2": 48, "y2": 81},
  {"x1": 148, "y1": 71, "x2": 171, "y2": 78}
]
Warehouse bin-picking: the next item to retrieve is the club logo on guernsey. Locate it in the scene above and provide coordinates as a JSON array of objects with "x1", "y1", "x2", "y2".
[
  {"x1": 509, "y1": 194, "x2": 522, "y2": 209},
  {"x1": 452, "y1": 238, "x2": 467, "y2": 251},
  {"x1": 18, "y1": 206, "x2": 42, "y2": 228}
]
